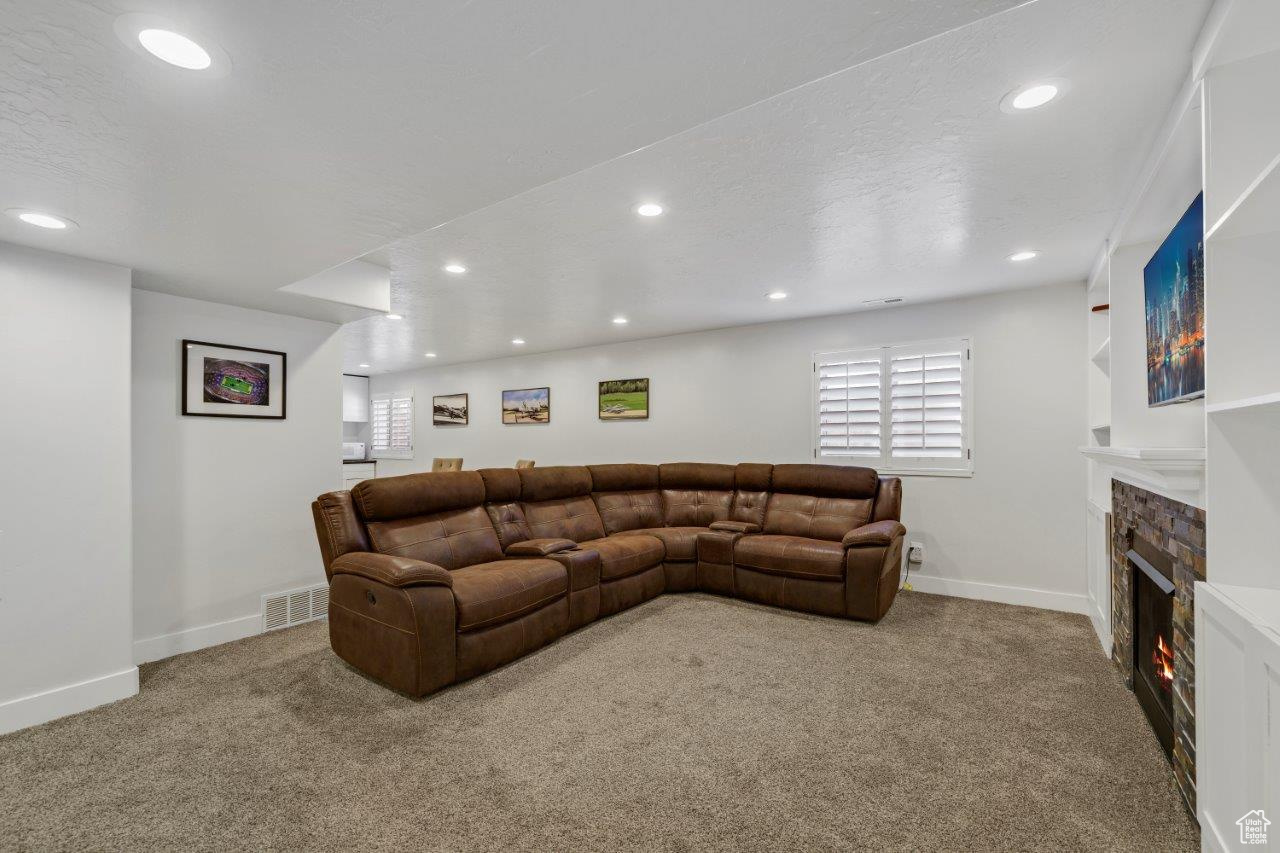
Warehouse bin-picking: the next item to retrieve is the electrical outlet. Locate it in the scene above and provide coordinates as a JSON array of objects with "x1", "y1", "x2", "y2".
[{"x1": 907, "y1": 541, "x2": 925, "y2": 564}]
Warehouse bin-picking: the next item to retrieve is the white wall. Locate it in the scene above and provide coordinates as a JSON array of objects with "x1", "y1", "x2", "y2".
[
  {"x1": 132, "y1": 290, "x2": 342, "y2": 662},
  {"x1": 372, "y1": 282, "x2": 1089, "y2": 613},
  {"x1": 0, "y1": 242, "x2": 136, "y2": 734}
]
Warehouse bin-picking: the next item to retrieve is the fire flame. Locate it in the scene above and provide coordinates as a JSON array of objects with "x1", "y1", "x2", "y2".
[{"x1": 1153, "y1": 634, "x2": 1174, "y2": 689}]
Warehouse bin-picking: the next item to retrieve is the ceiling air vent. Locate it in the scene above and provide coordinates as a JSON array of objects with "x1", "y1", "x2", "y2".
[{"x1": 261, "y1": 582, "x2": 329, "y2": 632}]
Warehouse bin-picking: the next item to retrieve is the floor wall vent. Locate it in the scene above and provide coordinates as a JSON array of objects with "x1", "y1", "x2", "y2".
[{"x1": 262, "y1": 583, "x2": 328, "y2": 632}]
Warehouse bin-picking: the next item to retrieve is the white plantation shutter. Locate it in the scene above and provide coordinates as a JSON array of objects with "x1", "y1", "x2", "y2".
[
  {"x1": 817, "y1": 351, "x2": 882, "y2": 458},
  {"x1": 813, "y1": 338, "x2": 971, "y2": 474},
  {"x1": 370, "y1": 393, "x2": 414, "y2": 459},
  {"x1": 889, "y1": 347, "x2": 964, "y2": 460}
]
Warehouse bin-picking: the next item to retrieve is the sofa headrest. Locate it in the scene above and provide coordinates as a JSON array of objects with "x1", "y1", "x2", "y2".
[
  {"x1": 352, "y1": 471, "x2": 485, "y2": 522},
  {"x1": 734, "y1": 462, "x2": 773, "y2": 492},
  {"x1": 769, "y1": 464, "x2": 877, "y2": 499},
  {"x1": 659, "y1": 462, "x2": 735, "y2": 491},
  {"x1": 519, "y1": 465, "x2": 593, "y2": 502},
  {"x1": 589, "y1": 463, "x2": 659, "y2": 492},
  {"x1": 478, "y1": 467, "x2": 522, "y2": 503}
]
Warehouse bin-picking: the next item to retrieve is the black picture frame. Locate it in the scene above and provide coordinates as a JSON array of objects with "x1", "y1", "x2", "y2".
[{"x1": 181, "y1": 339, "x2": 287, "y2": 419}]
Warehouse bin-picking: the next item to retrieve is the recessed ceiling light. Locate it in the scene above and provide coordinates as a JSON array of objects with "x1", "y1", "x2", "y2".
[
  {"x1": 636, "y1": 203, "x2": 664, "y2": 217},
  {"x1": 1000, "y1": 80, "x2": 1067, "y2": 113},
  {"x1": 1012, "y1": 84, "x2": 1058, "y2": 110},
  {"x1": 137, "y1": 29, "x2": 212, "y2": 70},
  {"x1": 114, "y1": 14, "x2": 230, "y2": 77},
  {"x1": 386, "y1": 313, "x2": 403, "y2": 320},
  {"x1": 443, "y1": 264, "x2": 467, "y2": 274},
  {"x1": 359, "y1": 363, "x2": 370, "y2": 368},
  {"x1": 511, "y1": 338, "x2": 526, "y2": 345},
  {"x1": 612, "y1": 316, "x2": 628, "y2": 325},
  {"x1": 6, "y1": 209, "x2": 76, "y2": 230},
  {"x1": 766, "y1": 291, "x2": 788, "y2": 301},
  {"x1": 1008, "y1": 250, "x2": 1040, "y2": 262},
  {"x1": 424, "y1": 352, "x2": 437, "y2": 358}
]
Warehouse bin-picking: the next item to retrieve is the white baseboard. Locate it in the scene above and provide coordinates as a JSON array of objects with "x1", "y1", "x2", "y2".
[
  {"x1": 0, "y1": 667, "x2": 138, "y2": 736},
  {"x1": 906, "y1": 573, "x2": 1090, "y2": 615},
  {"x1": 133, "y1": 614, "x2": 261, "y2": 665}
]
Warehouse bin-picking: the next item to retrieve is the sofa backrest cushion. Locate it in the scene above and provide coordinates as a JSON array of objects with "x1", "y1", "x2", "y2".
[
  {"x1": 365, "y1": 505, "x2": 504, "y2": 570},
  {"x1": 588, "y1": 464, "x2": 663, "y2": 534},
  {"x1": 588, "y1": 463, "x2": 659, "y2": 492},
  {"x1": 659, "y1": 462, "x2": 734, "y2": 527},
  {"x1": 730, "y1": 462, "x2": 773, "y2": 527},
  {"x1": 352, "y1": 471, "x2": 485, "y2": 522},
  {"x1": 518, "y1": 466, "x2": 592, "y2": 501},
  {"x1": 478, "y1": 467, "x2": 521, "y2": 503},
  {"x1": 763, "y1": 464, "x2": 877, "y2": 541},
  {"x1": 522, "y1": 495, "x2": 607, "y2": 542},
  {"x1": 475, "y1": 467, "x2": 533, "y2": 548},
  {"x1": 769, "y1": 464, "x2": 878, "y2": 499},
  {"x1": 872, "y1": 476, "x2": 902, "y2": 523}
]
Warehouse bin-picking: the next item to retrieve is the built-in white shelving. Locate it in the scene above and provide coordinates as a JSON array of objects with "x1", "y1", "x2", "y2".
[
  {"x1": 1090, "y1": 337, "x2": 1110, "y2": 371},
  {"x1": 1205, "y1": 391, "x2": 1280, "y2": 416},
  {"x1": 1197, "y1": 7, "x2": 1280, "y2": 844},
  {"x1": 1206, "y1": 150, "x2": 1280, "y2": 241}
]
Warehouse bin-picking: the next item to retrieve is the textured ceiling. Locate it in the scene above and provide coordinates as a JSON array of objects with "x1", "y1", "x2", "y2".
[
  {"x1": 0, "y1": 1, "x2": 1211, "y2": 369},
  {"x1": 0, "y1": 0, "x2": 1023, "y2": 321},
  {"x1": 341, "y1": 0, "x2": 1212, "y2": 371}
]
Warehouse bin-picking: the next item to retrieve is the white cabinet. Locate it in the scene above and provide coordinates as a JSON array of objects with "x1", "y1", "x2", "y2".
[
  {"x1": 342, "y1": 374, "x2": 369, "y2": 423},
  {"x1": 1196, "y1": 582, "x2": 1280, "y2": 851},
  {"x1": 341, "y1": 462, "x2": 376, "y2": 491}
]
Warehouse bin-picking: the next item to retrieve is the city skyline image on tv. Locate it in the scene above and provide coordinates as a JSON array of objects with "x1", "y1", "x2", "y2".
[{"x1": 1143, "y1": 192, "x2": 1205, "y2": 407}]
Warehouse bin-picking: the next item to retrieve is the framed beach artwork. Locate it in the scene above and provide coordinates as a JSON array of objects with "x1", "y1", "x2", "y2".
[
  {"x1": 433, "y1": 393, "x2": 469, "y2": 426},
  {"x1": 599, "y1": 378, "x2": 649, "y2": 420},
  {"x1": 502, "y1": 387, "x2": 550, "y2": 424},
  {"x1": 182, "y1": 339, "x2": 286, "y2": 419}
]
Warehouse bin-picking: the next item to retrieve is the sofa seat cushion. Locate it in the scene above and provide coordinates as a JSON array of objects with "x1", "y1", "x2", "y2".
[
  {"x1": 579, "y1": 534, "x2": 665, "y2": 581},
  {"x1": 733, "y1": 535, "x2": 846, "y2": 581},
  {"x1": 621, "y1": 527, "x2": 706, "y2": 562},
  {"x1": 450, "y1": 559, "x2": 567, "y2": 632}
]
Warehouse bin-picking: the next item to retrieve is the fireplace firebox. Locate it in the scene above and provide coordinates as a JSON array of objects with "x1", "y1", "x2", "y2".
[{"x1": 1128, "y1": 538, "x2": 1175, "y2": 760}]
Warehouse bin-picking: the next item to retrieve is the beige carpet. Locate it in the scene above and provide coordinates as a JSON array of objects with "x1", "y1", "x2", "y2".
[{"x1": 0, "y1": 591, "x2": 1197, "y2": 852}]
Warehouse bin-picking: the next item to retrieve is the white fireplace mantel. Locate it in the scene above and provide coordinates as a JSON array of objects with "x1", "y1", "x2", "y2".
[{"x1": 1079, "y1": 446, "x2": 1206, "y2": 508}]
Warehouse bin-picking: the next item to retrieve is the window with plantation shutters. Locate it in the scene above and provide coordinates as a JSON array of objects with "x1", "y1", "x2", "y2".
[
  {"x1": 370, "y1": 393, "x2": 414, "y2": 459},
  {"x1": 813, "y1": 338, "x2": 972, "y2": 475},
  {"x1": 817, "y1": 353, "x2": 883, "y2": 458}
]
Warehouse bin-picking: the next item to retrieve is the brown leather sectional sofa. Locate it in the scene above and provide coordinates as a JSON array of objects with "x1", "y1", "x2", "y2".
[{"x1": 311, "y1": 462, "x2": 905, "y2": 696}]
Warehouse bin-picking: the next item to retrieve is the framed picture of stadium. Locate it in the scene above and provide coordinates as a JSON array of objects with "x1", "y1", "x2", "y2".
[{"x1": 182, "y1": 339, "x2": 287, "y2": 419}]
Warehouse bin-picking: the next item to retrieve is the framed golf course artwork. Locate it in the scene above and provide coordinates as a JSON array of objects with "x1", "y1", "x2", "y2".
[
  {"x1": 599, "y1": 378, "x2": 649, "y2": 420},
  {"x1": 182, "y1": 339, "x2": 287, "y2": 419}
]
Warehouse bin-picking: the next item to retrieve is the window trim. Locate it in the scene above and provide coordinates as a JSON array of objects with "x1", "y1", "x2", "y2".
[
  {"x1": 812, "y1": 336, "x2": 974, "y2": 478},
  {"x1": 369, "y1": 391, "x2": 415, "y2": 460}
]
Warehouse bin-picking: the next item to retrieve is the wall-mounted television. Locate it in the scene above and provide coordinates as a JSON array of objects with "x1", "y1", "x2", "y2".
[{"x1": 1144, "y1": 192, "x2": 1205, "y2": 407}]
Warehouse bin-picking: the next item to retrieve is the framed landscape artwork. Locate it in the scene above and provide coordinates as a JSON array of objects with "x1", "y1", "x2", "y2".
[
  {"x1": 599, "y1": 378, "x2": 649, "y2": 420},
  {"x1": 1143, "y1": 192, "x2": 1205, "y2": 407},
  {"x1": 502, "y1": 387, "x2": 550, "y2": 424},
  {"x1": 433, "y1": 393, "x2": 469, "y2": 426},
  {"x1": 182, "y1": 339, "x2": 286, "y2": 419}
]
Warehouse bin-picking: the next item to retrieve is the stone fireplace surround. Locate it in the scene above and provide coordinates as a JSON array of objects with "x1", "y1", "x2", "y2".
[{"x1": 1110, "y1": 479, "x2": 1206, "y2": 815}]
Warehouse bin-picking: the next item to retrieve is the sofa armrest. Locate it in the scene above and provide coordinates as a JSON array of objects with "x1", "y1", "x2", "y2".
[
  {"x1": 330, "y1": 552, "x2": 453, "y2": 588},
  {"x1": 842, "y1": 520, "x2": 906, "y2": 548},
  {"x1": 505, "y1": 538, "x2": 578, "y2": 557},
  {"x1": 540, "y1": 547, "x2": 601, "y2": 592},
  {"x1": 709, "y1": 520, "x2": 760, "y2": 534}
]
